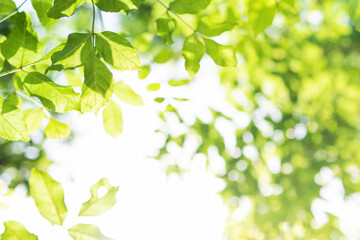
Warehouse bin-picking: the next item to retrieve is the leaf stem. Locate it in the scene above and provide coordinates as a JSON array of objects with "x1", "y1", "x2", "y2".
[
  {"x1": 0, "y1": 62, "x2": 41, "y2": 79},
  {"x1": 0, "y1": 0, "x2": 28, "y2": 24},
  {"x1": 15, "y1": 91, "x2": 52, "y2": 118}
]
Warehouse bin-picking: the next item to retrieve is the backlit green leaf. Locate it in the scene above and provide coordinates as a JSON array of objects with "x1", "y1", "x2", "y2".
[
  {"x1": 29, "y1": 168, "x2": 68, "y2": 225},
  {"x1": 44, "y1": 118, "x2": 70, "y2": 139},
  {"x1": 66, "y1": 70, "x2": 82, "y2": 87},
  {"x1": 51, "y1": 33, "x2": 92, "y2": 69},
  {"x1": 0, "y1": 96, "x2": 30, "y2": 142},
  {"x1": 94, "y1": 0, "x2": 143, "y2": 12},
  {"x1": 47, "y1": 0, "x2": 86, "y2": 19},
  {"x1": 138, "y1": 65, "x2": 150, "y2": 79},
  {"x1": 23, "y1": 72, "x2": 80, "y2": 113},
  {"x1": 1, "y1": 12, "x2": 44, "y2": 68},
  {"x1": 169, "y1": 0, "x2": 211, "y2": 14},
  {"x1": 96, "y1": 31, "x2": 141, "y2": 71},
  {"x1": 114, "y1": 82, "x2": 143, "y2": 105},
  {"x1": 1, "y1": 221, "x2": 38, "y2": 240},
  {"x1": 197, "y1": 16, "x2": 236, "y2": 37},
  {"x1": 24, "y1": 108, "x2": 45, "y2": 133},
  {"x1": 102, "y1": 100, "x2": 123, "y2": 138},
  {"x1": 0, "y1": 0, "x2": 16, "y2": 15},
  {"x1": 248, "y1": 0, "x2": 276, "y2": 37},
  {"x1": 68, "y1": 224, "x2": 112, "y2": 240},
  {"x1": 156, "y1": 16, "x2": 177, "y2": 45},
  {"x1": 168, "y1": 79, "x2": 190, "y2": 86},
  {"x1": 31, "y1": 0, "x2": 55, "y2": 26},
  {"x1": 0, "y1": 35, "x2": 5, "y2": 70},
  {"x1": 182, "y1": 34, "x2": 204, "y2": 77},
  {"x1": 81, "y1": 54, "x2": 114, "y2": 113},
  {"x1": 147, "y1": 83, "x2": 160, "y2": 91},
  {"x1": 204, "y1": 39, "x2": 237, "y2": 67},
  {"x1": 79, "y1": 178, "x2": 119, "y2": 216}
]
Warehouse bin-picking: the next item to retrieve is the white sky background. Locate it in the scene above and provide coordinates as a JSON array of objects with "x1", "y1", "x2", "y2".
[{"x1": 0, "y1": 1, "x2": 360, "y2": 239}]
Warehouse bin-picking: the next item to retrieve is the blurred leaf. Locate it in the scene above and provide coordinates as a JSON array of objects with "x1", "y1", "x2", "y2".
[
  {"x1": 168, "y1": 79, "x2": 190, "y2": 86},
  {"x1": 102, "y1": 100, "x2": 123, "y2": 138},
  {"x1": 197, "y1": 17, "x2": 236, "y2": 37},
  {"x1": 114, "y1": 82, "x2": 143, "y2": 105},
  {"x1": 24, "y1": 108, "x2": 45, "y2": 133},
  {"x1": 1, "y1": 221, "x2": 38, "y2": 240},
  {"x1": 153, "y1": 48, "x2": 173, "y2": 63},
  {"x1": 248, "y1": 0, "x2": 276, "y2": 37},
  {"x1": 31, "y1": 0, "x2": 55, "y2": 26},
  {"x1": 0, "y1": 0, "x2": 16, "y2": 15},
  {"x1": 204, "y1": 39, "x2": 237, "y2": 67},
  {"x1": 147, "y1": 83, "x2": 160, "y2": 91},
  {"x1": 29, "y1": 169, "x2": 68, "y2": 225},
  {"x1": 44, "y1": 118, "x2": 70, "y2": 139},
  {"x1": 48, "y1": 0, "x2": 86, "y2": 19},
  {"x1": 95, "y1": 0, "x2": 144, "y2": 12},
  {"x1": 68, "y1": 224, "x2": 112, "y2": 240},
  {"x1": 182, "y1": 34, "x2": 204, "y2": 77},
  {"x1": 156, "y1": 16, "x2": 177, "y2": 45},
  {"x1": 138, "y1": 65, "x2": 150, "y2": 79},
  {"x1": 79, "y1": 178, "x2": 119, "y2": 216},
  {"x1": 169, "y1": 0, "x2": 211, "y2": 14}
]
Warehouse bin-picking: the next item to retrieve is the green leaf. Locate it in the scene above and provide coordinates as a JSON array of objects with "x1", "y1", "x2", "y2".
[
  {"x1": 197, "y1": 16, "x2": 236, "y2": 37},
  {"x1": 5, "y1": 93, "x2": 22, "y2": 109},
  {"x1": 156, "y1": 16, "x2": 177, "y2": 45},
  {"x1": 114, "y1": 82, "x2": 143, "y2": 105},
  {"x1": 349, "y1": 0, "x2": 360, "y2": 31},
  {"x1": 29, "y1": 168, "x2": 68, "y2": 225},
  {"x1": 153, "y1": 48, "x2": 173, "y2": 63},
  {"x1": 168, "y1": 79, "x2": 190, "y2": 86},
  {"x1": 102, "y1": 100, "x2": 123, "y2": 138},
  {"x1": 0, "y1": 35, "x2": 6, "y2": 70},
  {"x1": 68, "y1": 224, "x2": 112, "y2": 240},
  {"x1": 182, "y1": 34, "x2": 204, "y2": 77},
  {"x1": 81, "y1": 54, "x2": 114, "y2": 113},
  {"x1": 23, "y1": 72, "x2": 80, "y2": 113},
  {"x1": 79, "y1": 178, "x2": 119, "y2": 216},
  {"x1": 0, "y1": 0, "x2": 16, "y2": 15},
  {"x1": 169, "y1": 0, "x2": 211, "y2": 14},
  {"x1": 0, "y1": 96, "x2": 30, "y2": 142},
  {"x1": 94, "y1": 0, "x2": 143, "y2": 12},
  {"x1": 1, "y1": 221, "x2": 38, "y2": 240},
  {"x1": 66, "y1": 70, "x2": 82, "y2": 87},
  {"x1": 44, "y1": 118, "x2": 70, "y2": 139},
  {"x1": 138, "y1": 65, "x2": 150, "y2": 79},
  {"x1": 248, "y1": 0, "x2": 276, "y2": 37},
  {"x1": 24, "y1": 108, "x2": 45, "y2": 133},
  {"x1": 96, "y1": 31, "x2": 141, "y2": 71},
  {"x1": 31, "y1": 0, "x2": 55, "y2": 26},
  {"x1": 154, "y1": 98, "x2": 165, "y2": 103},
  {"x1": 51, "y1": 33, "x2": 92, "y2": 69},
  {"x1": 0, "y1": 12, "x2": 44, "y2": 68},
  {"x1": 47, "y1": 0, "x2": 86, "y2": 19},
  {"x1": 204, "y1": 39, "x2": 237, "y2": 67},
  {"x1": 147, "y1": 83, "x2": 160, "y2": 91}
]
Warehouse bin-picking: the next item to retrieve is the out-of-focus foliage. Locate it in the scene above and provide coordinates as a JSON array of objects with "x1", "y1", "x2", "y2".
[{"x1": 1, "y1": 0, "x2": 360, "y2": 239}]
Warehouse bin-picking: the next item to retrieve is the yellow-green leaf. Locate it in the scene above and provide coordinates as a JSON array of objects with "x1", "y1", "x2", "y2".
[
  {"x1": 68, "y1": 224, "x2": 112, "y2": 240},
  {"x1": 147, "y1": 83, "x2": 160, "y2": 91},
  {"x1": 79, "y1": 178, "x2": 119, "y2": 216},
  {"x1": 47, "y1": 0, "x2": 86, "y2": 19},
  {"x1": 44, "y1": 118, "x2": 70, "y2": 139},
  {"x1": 1, "y1": 221, "x2": 38, "y2": 240},
  {"x1": 102, "y1": 100, "x2": 123, "y2": 138},
  {"x1": 114, "y1": 82, "x2": 143, "y2": 105},
  {"x1": 169, "y1": 0, "x2": 211, "y2": 14},
  {"x1": 31, "y1": 0, "x2": 55, "y2": 26},
  {"x1": 182, "y1": 34, "x2": 204, "y2": 77},
  {"x1": 156, "y1": 16, "x2": 177, "y2": 45},
  {"x1": 29, "y1": 169, "x2": 68, "y2": 225},
  {"x1": 0, "y1": 0, "x2": 16, "y2": 15},
  {"x1": 248, "y1": 0, "x2": 276, "y2": 37},
  {"x1": 204, "y1": 39, "x2": 237, "y2": 67},
  {"x1": 24, "y1": 108, "x2": 45, "y2": 133},
  {"x1": 168, "y1": 79, "x2": 190, "y2": 87}
]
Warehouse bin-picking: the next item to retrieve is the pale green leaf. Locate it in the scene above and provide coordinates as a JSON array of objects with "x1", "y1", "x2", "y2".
[
  {"x1": 81, "y1": 54, "x2": 114, "y2": 113},
  {"x1": 23, "y1": 72, "x2": 80, "y2": 113},
  {"x1": 197, "y1": 16, "x2": 236, "y2": 37},
  {"x1": 0, "y1": 96, "x2": 30, "y2": 142},
  {"x1": 96, "y1": 31, "x2": 141, "y2": 71},
  {"x1": 138, "y1": 65, "x2": 150, "y2": 79},
  {"x1": 168, "y1": 79, "x2": 190, "y2": 86},
  {"x1": 31, "y1": 0, "x2": 55, "y2": 26},
  {"x1": 24, "y1": 108, "x2": 45, "y2": 133},
  {"x1": 94, "y1": 0, "x2": 143, "y2": 12},
  {"x1": 29, "y1": 168, "x2": 68, "y2": 225},
  {"x1": 51, "y1": 33, "x2": 92, "y2": 69},
  {"x1": 182, "y1": 34, "x2": 204, "y2": 77},
  {"x1": 114, "y1": 82, "x2": 143, "y2": 105},
  {"x1": 169, "y1": 0, "x2": 211, "y2": 14},
  {"x1": 44, "y1": 118, "x2": 70, "y2": 139},
  {"x1": 1, "y1": 221, "x2": 38, "y2": 240},
  {"x1": 102, "y1": 100, "x2": 123, "y2": 138},
  {"x1": 47, "y1": 0, "x2": 86, "y2": 19},
  {"x1": 248, "y1": 0, "x2": 276, "y2": 37},
  {"x1": 147, "y1": 83, "x2": 160, "y2": 91},
  {"x1": 66, "y1": 70, "x2": 82, "y2": 86},
  {"x1": 0, "y1": 0, "x2": 16, "y2": 15},
  {"x1": 0, "y1": 12, "x2": 44, "y2": 68},
  {"x1": 68, "y1": 224, "x2": 112, "y2": 240},
  {"x1": 204, "y1": 39, "x2": 237, "y2": 67},
  {"x1": 79, "y1": 178, "x2": 119, "y2": 216},
  {"x1": 156, "y1": 16, "x2": 177, "y2": 45}
]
